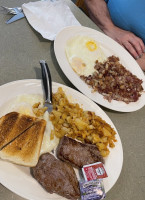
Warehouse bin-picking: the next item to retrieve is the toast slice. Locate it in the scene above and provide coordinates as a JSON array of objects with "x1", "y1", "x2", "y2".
[
  {"x1": 0, "y1": 112, "x2": 36, "y2": 150},
  {"x1": 0, "y1": 118, "x2": 46, "y2": 167}
]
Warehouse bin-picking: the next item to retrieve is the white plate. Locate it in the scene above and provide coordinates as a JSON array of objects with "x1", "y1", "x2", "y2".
[
  {"x1": 0, "y1": 79, "x2": 123, "y2": 200},
  {"x1": 54, "y1": 26, "x2": 145, "y2": 112}
]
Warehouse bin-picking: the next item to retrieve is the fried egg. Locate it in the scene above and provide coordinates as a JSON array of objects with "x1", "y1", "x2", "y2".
[
  {"x1": 65, "y1": 35, "x2": 106, "y2": 76},
  {"x1": 1, "y1": 94, "x2": 59, "y2": 154}
]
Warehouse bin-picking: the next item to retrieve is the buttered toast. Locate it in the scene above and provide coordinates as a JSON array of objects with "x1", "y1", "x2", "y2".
[
  {"x1": 0, "y1": 112, "x2": 36, "y2": 150},
  {"x1": 0, "y1": 112, "x2": 46, "y2": 166}
]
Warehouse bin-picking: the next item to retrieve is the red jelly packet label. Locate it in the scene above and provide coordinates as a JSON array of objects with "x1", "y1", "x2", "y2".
[{"x1": 82, "y1": 162, "x2": 108, "y2": 181}]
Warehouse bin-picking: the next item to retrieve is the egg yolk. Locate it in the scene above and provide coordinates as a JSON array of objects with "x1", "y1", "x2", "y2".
[{"x1": 86, "y1": 41, "x2": 97, "y2": 51}]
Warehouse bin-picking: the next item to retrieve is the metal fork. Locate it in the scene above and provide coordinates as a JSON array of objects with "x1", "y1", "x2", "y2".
[
  {"x1": 40, "y1": 60, "x2": 53, "y2": 113},
  {"x1": 1, "y1": 6, "x2": 22, "y2": 15}
]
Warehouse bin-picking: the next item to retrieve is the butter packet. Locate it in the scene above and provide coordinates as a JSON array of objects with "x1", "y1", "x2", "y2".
[{"x1": 79, "y1": 179, "x2": 105, "y2": 200}]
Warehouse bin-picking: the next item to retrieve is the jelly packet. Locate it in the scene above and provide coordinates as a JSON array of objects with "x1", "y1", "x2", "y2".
[
  {"x1": 82, "y1": 162, "x2": 108, "y2": 181},
  {"x1": 79, "y1": 179, "x2": 105, "y2": 200}
]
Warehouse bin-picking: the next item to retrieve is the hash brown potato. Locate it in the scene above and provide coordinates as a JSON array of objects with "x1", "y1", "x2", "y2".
[{"x1": 49, "y1": 87, "x2": 117, "y2": 157}]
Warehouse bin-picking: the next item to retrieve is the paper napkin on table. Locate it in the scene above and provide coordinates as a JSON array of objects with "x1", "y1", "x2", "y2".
[{"x1": 22, "y1": 0, "x2": 81, "y2": 40}]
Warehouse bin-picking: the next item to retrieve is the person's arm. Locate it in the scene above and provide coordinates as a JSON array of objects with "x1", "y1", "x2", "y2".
[{"x1": 85, "y1": 0, "x2": 145, "y2": 60}]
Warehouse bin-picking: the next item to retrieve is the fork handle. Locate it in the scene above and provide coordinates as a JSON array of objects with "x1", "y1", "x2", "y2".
[{"x1": 40, "y1": 60, "x2": 52, "y2": 104}]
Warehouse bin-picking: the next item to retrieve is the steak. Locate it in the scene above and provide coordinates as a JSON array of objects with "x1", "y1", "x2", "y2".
[
  {"x1": 56, "y1": 136, "x2": 104, "y2": 169},
  {"x1": 31, "y1": 153, "x2": 80, "y2": 200}
]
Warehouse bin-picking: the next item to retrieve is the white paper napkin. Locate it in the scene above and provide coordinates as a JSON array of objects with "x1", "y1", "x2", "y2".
[{"x1": 22, "y1": 0, "x2": 81, "y2": 40}]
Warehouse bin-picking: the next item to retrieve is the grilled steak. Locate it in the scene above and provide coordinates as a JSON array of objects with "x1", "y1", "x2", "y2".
[
  {"x1": 31, "y1": 153, "x2": 80, "y2": 200},
  {"x1": 57, "y1": 136, "x2": 104, "y2": 169}
]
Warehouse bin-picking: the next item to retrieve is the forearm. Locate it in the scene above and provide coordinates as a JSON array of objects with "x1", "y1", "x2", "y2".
[
  {"x1": 84, "y1": 0, "x2": 115, "y2": 33},
  {"x1": 85, "y1": 0, "x2": 145, "y2": 60}
]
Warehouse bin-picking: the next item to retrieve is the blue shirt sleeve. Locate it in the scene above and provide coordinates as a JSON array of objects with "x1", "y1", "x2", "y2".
[{"x1": 107, "y1": 0, "x2": 145, "y2": 43}]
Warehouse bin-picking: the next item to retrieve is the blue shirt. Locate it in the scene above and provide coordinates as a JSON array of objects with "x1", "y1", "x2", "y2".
[{"x1": 105, "y1": 0, "x2": 145, "y2": 43}]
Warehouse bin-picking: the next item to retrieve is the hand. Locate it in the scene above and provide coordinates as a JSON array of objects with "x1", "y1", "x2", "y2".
[
  {"x1": 137, "y1": 53, "x2": 145, "y2": 71},
  {"x1": 105, "y1": 26, "x2": 145, "y2": 59}
]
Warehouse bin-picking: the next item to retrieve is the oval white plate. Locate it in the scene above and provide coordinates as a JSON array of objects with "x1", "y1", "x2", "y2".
[
  {"x1": 0, "y1": 79, "x2": 123, "y2": 200},
  {"x1": 54, "y1": 26, "x2": 145, "y2": 112}
]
